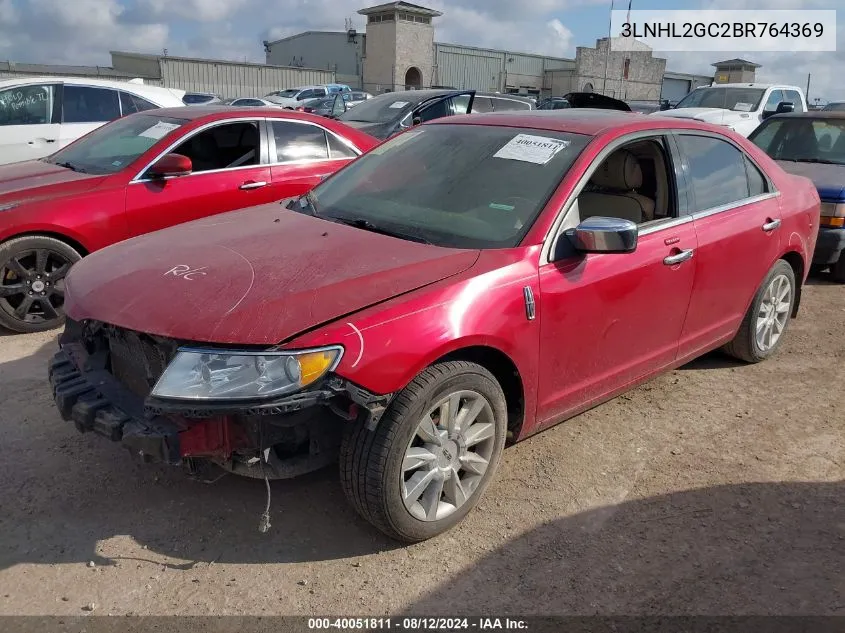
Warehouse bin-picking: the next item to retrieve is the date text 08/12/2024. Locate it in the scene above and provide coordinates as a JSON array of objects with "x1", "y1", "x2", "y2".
[{"x1": 307, "y1": 618, "x2": 529, "y2": 630}]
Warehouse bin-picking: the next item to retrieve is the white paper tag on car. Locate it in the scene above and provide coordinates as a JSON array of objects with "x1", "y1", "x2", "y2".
[
  {"x1": 139, "y1": 121, "x2": 181, "y2": 140},
  {"x1": 389, "y1": 101, "x2": 410, "y2": 109},
  {"x1": 494, "y1": 134, "x2": 570, "y2": 165},
  {"x1": 733, "y1": 102, "x2": 754, "y2": 112}
]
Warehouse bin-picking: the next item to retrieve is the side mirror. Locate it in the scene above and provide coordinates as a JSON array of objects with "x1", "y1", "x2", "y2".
[
  {"x1": 148, "y1": 153, "x2": 192, "y2": 179},
  {"x1": 565, "y1": 217, "x2": 638, "y2": 254},
  {"x1": 412, "y1": 116, "x2": 422, "y2": 126},
  {"x1": 775, "y1": 101, "x2": 795, "y2": 114}
]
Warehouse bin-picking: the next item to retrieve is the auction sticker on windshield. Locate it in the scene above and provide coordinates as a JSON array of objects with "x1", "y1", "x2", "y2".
[
  {"x1": 389, "y1": 101, "x2": 410, "y2": 109},
  {"x1": 734, "y1": 102, "x2": 754, "y2": 112},
  {"x1": 494, "y1": 134, "x2": 571, "y2": 165},
  {"x1": 139, "y1": 121, "x2": 181, "y2": 140}
]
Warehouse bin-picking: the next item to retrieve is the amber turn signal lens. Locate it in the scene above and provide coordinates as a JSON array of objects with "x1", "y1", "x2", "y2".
[
  {"x1": 298, "y1": 350, "x2": 340, "y2": 386},
  {"x1": 820, "y1": 216, "x2": 845, "y2": 227}
]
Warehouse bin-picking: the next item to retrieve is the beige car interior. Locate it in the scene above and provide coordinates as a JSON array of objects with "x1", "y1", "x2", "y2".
[{"x1": 577, "y1": 139, "x2": 672, "y2": 225}]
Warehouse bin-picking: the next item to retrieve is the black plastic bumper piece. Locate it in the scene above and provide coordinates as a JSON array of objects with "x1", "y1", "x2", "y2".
[
  {"x1": 813, "y1": 227, "x2": 845, "y2": 266},
  {"x1": 49, "y1": 350, "x2": 181, "y2": 464}
]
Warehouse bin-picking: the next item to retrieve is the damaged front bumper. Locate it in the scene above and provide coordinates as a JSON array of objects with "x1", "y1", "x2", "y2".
[{"x1": 48, "y1": 322, "x2": 390, "y2": 479}]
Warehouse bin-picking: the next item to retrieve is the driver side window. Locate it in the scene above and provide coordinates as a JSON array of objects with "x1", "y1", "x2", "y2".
[
  {"x1": 763, "y1": 90, "x2": 784, "y2": 113},
  {"x1": 576, "y1": 137, "x2": 676, "y2": 227},
  {"x1": 171, "y1": 121, "x2": 261, "y2": 172}
]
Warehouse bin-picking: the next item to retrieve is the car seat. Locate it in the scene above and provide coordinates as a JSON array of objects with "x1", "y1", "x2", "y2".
[{"x1": 578, "y1": 150, "x2": 655, "y2": 223}]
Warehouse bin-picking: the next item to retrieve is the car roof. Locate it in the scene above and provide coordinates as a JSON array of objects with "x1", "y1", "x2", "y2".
[
  {"x1": 427, "y1": 109, "x2": 720, "y2": 136},
  {"x1": 695, "y1": 82, "x2": 802, "y2": 90},
  {"x1": 763, "y1": 111, "x2": 845, "y2": 120},
  {"x1": 367, "y1": 89, "x2": 465, "y2": 103},
  {"x1": 0, "y1": 76, "x2": 185, "y2": 101},
  {"x1": 142, "y1": 105, "x2": 330, "y2": 121}
]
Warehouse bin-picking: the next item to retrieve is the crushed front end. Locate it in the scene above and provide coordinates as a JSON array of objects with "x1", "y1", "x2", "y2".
[{"x1": 49, "y1": 318, "x2": 389, "y2": 479}]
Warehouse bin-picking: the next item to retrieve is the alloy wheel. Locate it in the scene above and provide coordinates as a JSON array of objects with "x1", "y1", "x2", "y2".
[
  {"x1": 0, "y1": 248, "x2": 71, "y2": 327},
  {"x1": 401, "y1": 389, "x2": 497, "y2": 522},
  {"x1": 755, "y1": 273, "x2": 791, "y2": 352}
]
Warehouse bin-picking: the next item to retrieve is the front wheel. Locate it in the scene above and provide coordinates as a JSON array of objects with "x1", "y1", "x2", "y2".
[
  {"x1": 723, "y1": 259, "x2": 796, "y2": 363},
  {"x1": 0, "y1": 236, "x2": 81, "y2": 333},
  {"x1": 339, "y1": 361, "x2": 507, "y2": 542}
]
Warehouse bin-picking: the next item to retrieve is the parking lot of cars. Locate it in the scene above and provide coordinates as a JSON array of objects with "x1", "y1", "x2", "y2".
[{"x1": 0, "y1": 67, "x2": 843, "y2": 616}]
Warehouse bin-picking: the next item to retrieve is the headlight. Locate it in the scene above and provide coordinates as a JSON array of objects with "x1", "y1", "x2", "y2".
[{"x1": 150, "y1": 346, "x2": 343, "y2": 401}]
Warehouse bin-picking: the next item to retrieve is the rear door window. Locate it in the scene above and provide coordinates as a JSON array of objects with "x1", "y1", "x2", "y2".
[
  {"x1": 63, "y1": 86, "x2": 120, "y2": 123},
  {"x1": 783, "y1": 90, "x2": 805, "y2": 113},
  {"x1": 491, "y1": 97, "x2": 532, "y2": 111},
  {"x1": 470, "y1": 97, "x2": 494, "y2": 113},
  {"x1": 120, "y1": 91, "x2": 159, "y2": 114},
  {"x1": 271, "y1": 120, "x2": 329, "y2": 162},
  {"x1": 678, "y1": 134, "x2": 756, "y2": 211}
]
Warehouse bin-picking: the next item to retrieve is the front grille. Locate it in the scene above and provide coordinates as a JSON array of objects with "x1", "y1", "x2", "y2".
[{"x1": 107, "y1": 328, "x2": 172, "y2": 397}]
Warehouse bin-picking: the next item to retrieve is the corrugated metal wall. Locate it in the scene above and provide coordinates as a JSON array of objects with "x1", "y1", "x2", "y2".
[
  {"x1": 159, "y1": 59, "x2": 335, "y2": 98},
  {"x1": 435, "y1": 44, "x2": 503, "y2": 91}
]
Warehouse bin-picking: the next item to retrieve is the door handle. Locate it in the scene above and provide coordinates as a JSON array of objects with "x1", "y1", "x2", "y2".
[
  {"x1": 239, "y1": 181, "x2": 268, "y2": 190},
  {"x1": 762, "y1": 218, "x2": 781, "y2": 232},
  {"x1": 664, "y1": 249, "x2": 694, "y2": 266}
]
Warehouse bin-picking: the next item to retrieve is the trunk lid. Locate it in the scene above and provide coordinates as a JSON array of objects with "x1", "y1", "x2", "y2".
[{"x1": 65, "y1": 204, "x2": 480, "y2": 345}]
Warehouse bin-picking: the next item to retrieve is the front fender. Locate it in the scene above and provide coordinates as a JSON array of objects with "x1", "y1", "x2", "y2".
[{"x1": 287, "y1": 249, "x2": 542, "y2": 430}]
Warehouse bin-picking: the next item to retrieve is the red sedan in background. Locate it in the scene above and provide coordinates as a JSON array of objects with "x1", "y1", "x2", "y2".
[
  {"x1": 51, "y1": 111, "x2": 819, "y2": 541},
  {"x1": 0, "y1": 107, "x2": 377, "y2": 332}
]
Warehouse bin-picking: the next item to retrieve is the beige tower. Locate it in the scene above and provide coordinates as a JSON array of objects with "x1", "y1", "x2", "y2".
[{"x1": 359, "y1": 1, "x2": 441, "y2": 93}]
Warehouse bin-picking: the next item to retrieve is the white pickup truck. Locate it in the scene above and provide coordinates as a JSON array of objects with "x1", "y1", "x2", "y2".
[{"x1": 653, "y1": 83, "x2": 808, "y2": 137}]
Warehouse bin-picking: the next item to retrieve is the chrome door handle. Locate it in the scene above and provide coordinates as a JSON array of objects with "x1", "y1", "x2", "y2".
[
  {"x1": 664, "y1": 249, "x2": 694, "y2": 266},
  {"x1": 762, "y1": 219, "x2": 781, "y2": 232},
  {"x1": 239, "y1": 181, "x2": 268, "y2": 190}
]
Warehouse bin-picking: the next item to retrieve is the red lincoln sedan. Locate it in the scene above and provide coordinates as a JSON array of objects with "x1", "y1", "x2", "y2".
[
  {"x1": 50, "y1": 111, "x2": 819, "y2": 542},
  {"x1": 0, "y1": 107, "x2": 377, "y2": 332}
]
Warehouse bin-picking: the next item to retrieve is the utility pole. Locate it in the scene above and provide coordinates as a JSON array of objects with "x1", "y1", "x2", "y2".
[
  {"x1": 806, "y1": 73, "x2": 811, "y2": 102},
  {"x1": 602, "y1": 0, "x2": 615, "y2": 95}
]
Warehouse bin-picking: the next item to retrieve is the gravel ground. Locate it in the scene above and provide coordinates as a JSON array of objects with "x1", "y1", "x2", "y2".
[{"x1": 0, "y1": 275, "x2": 842, "y2": 616}]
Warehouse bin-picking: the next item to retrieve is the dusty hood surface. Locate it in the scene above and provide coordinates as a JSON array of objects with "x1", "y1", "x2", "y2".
[
  {"x1": 655, "y1": 107, "x2": 750, "y2": 125},
  {"x1": 65, "y1": 204, "x2": 480, "y2": 345},
  {"x1": 775, "y1": 160, "x2": 845, "y2": 200},
  {"x1": 0, "y1": 160, "x2": 105, "y2": 201}
]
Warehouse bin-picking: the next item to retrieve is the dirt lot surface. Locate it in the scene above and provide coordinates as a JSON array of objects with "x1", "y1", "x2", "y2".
[{"x1": 0, "y1": 276, "x2": 843, "y2": 617}]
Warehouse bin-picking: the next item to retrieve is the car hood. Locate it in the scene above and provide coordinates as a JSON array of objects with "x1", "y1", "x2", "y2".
[
  {"x1": 64, "y1": 204, "x2": 480, "y2": 345},
  {"x1": 0, "y1": 160, "x2": 106, "y2": 204},
  {"x1": 562, "y1": 92, "x2": 631, "y2": 111},
  {"x1": 775, "y1": 160, "x2": 845, "y2": 201},
  {"x1": 340, "y1": 120, "x2": 397, "y2": 140},
  {"x1": 655, "y1": 107, "x2": 748, "y2": 123}
]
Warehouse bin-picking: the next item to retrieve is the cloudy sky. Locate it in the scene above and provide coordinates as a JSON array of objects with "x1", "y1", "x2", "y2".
[{"x1": 0, "y1": 0, "x2": 842, "y2": 101}]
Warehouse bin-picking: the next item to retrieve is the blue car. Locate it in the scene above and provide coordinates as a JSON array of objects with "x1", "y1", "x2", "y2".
[
  {"x1": 749, "y1": 112, "x2": 845, "y2": 281},
  {"x1": 325, "y1": 83, "x2": 352, "y2": 94}
]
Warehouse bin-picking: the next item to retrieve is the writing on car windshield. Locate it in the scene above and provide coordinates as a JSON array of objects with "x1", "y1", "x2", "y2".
[
  {"x1": 750, "y1": 117, "x2": 845, "y2": 165},
  {"x1": 44, "y1": 114, "x2": 187, "y2": 175},
  {"x1": 676, "y1": 87, "x2": 765, "y2": 111},
  {"x1": 306, "y1": 124, "x2": 591, "y2": 249}
]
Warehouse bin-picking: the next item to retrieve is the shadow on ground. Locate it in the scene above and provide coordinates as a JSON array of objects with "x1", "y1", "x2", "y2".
[{"x1": 405, "y1": 480, "x2": 845, "y2": 615}]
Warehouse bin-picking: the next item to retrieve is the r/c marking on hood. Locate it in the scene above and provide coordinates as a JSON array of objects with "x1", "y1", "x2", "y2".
[
  {"x1": 164, "y1": 264, "x2": 208, "y2": 281},
  {"x1": 347, "y1": 322, "x2": 364, "y2": 368}
]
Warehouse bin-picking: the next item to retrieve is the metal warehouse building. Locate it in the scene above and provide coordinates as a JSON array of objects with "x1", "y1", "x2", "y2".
[{"x1": 264, "y1": 0, "x2": 712, "y2": 102}]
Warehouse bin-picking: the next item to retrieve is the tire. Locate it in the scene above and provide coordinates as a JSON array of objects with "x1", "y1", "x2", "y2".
[
  {"x1": 339, "y1": 361, "x2": 507, "y2": 542},
  {"x1": 0, "y1": 235, "x2": 82, "y2": 333},
  {"x1": 722, "y1": 259, "x2": 796, "y2": 363},
  {"x1": 830, "y1": 255, "x2": 845, "y2": 283}
]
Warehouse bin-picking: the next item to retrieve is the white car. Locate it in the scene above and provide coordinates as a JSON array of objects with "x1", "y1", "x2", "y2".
[
  {"x1": 654, "y1": 83, "x2": 808, "y2": 137},
  {"x1": 264, "y1": 85, "x2": 331, "y2": 108},
  {"x1": 0, "y1": 77, "x2": 186, "y2": 164}
]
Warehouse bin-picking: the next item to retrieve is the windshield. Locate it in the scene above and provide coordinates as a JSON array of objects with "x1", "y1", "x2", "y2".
[
  {"x1": 675, "y1": 87, "x2": 765, "y2": 111},
  {"x1": 44, "y1": 114, "x2": 187, "y2": 175},
  {"x1": 183, "y1": 94, "x2": 214, "y2": 104},
  {"x1": 338, "y1": 94, "x2": 417, "y2": 123},
  {"x1": 305, "y1": 124, "x2": 591, "y2": 248},
  {"x1": 268, "y1": 89, "x2": 299, "y2": 98},
  {"x1": 749, "y1": 117, "x2": 845, "y2": 165}
]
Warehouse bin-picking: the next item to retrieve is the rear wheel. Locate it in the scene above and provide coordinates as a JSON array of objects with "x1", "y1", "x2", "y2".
[
  {"x1": 723, "y1": 259, "x2": 795, "y2": 363},
  {"x1": 0, "y1": 236, "x2": 81, "y2": 333},
  {"x1": 339, "y1": 361, "x2": 507, "y2": 542}
]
